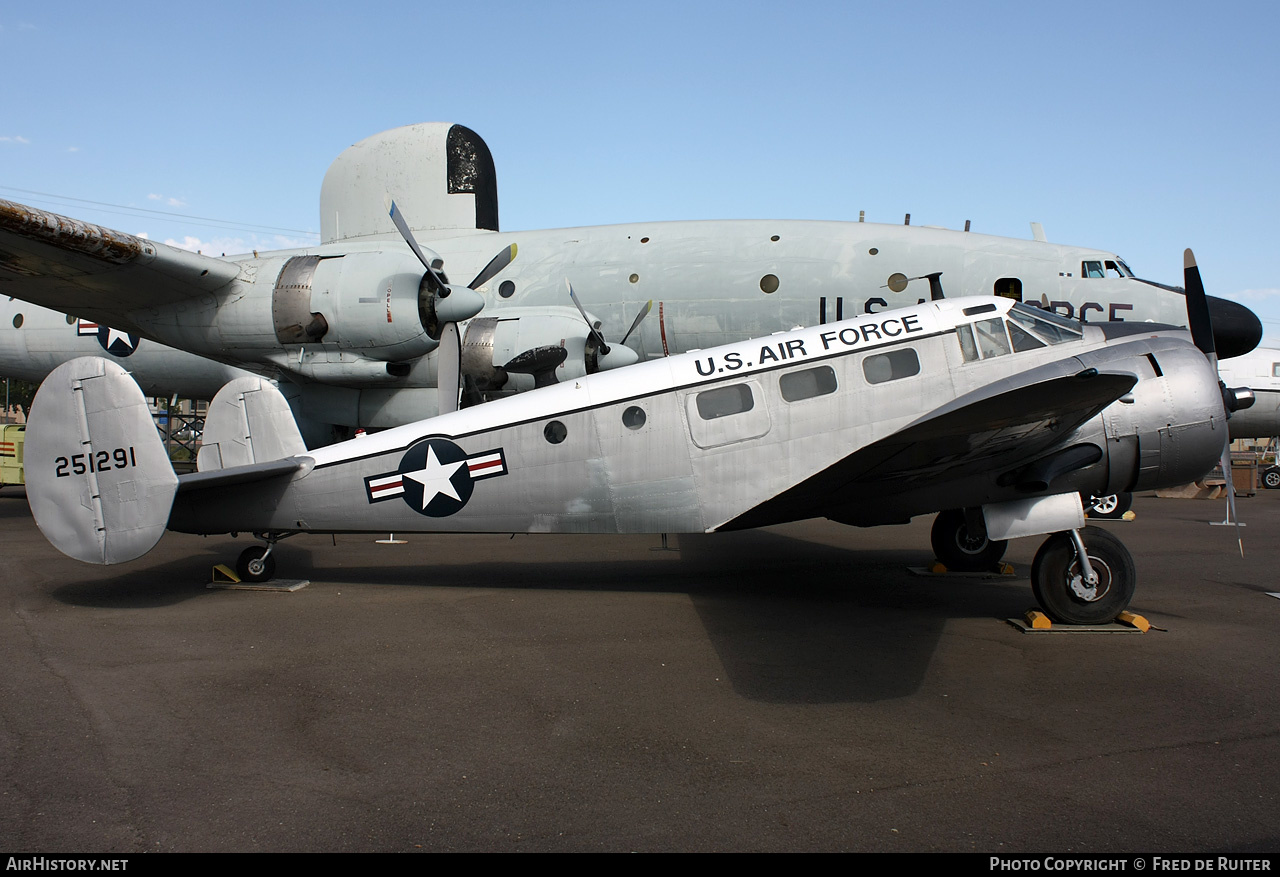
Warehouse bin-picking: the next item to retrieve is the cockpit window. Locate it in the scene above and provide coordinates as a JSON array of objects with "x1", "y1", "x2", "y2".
[
  {"x1": 1083, "y1": 260, "x2": 1105, "y2": 278},
  {"x1": 1007, "y1": 318, "x2": 1047, "y2": 352},
  {"x1": 975, "y1": 318, "x2": 1011, "y2": 358},
  {"x1": 1009, "y1": 303, "x2": 1084, "y2": 344},
  {"x1": 1116, "y1": 259, "x2": 1134, "y2": 277},
  {"x1": 1273, "y1": 363, "x2": 1280, "y2": 379},
  {"x1": 1083, "y1": 259, "x2": 1133, "y2": 279}
]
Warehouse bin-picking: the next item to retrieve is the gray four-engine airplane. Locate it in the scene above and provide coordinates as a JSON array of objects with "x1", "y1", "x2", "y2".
[
  {"x1": 0, "y1": 123, "x2": 1263, "y2": 442},
  {"x1": 23, "y1": 252, "x2": 1248, "y2": 625}
]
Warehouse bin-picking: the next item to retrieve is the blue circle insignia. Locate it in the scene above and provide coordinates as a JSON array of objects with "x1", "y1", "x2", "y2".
[
  {"x1": 397, "y1": 438, "x2": 475, "y2": 517},
  {"x1": 97, "y1": 326, "x2": 140, "y2": 357}
]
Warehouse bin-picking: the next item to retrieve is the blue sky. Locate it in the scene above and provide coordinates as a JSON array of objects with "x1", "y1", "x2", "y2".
[{"x1": 3, "y1": 1, "x2": 1279, "y2": 341}]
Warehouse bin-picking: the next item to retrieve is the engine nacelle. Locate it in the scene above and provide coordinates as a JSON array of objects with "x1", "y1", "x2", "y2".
[
  {"x1": 461, "y1": 307, "x2": 603, "y2": 392},
  {"x1": 273, "y1": 252, "x2": 439, "y2": 363}
]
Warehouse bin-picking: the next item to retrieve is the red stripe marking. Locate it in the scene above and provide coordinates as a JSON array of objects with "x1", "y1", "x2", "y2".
[
  {"x1": 370, "y1": 479, "x2": 403, "y2": 494},
  {"x1": 468, "y1": 459, "x2": 503, "y2": 473},
  {"x1": 658, "y1": 301, "x2": 670, "y2": 357}
]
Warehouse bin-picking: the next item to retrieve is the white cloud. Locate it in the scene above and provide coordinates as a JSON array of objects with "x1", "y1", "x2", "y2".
[
  {"x1": 148, "y1": 193, "x2": 186, "y2": 207},
  {"x1": 1233, "y1": 288, "x2": 1280, "y2": 302},
  {"x1": 0, "y1": 136, "x2": 30, "y2": 144},
  {"x1": 162, "y1": 233, "x2": 313, "y2": 257},
  {"x1": 66, "y1": 146, "x2": 79, "y2": 153}
]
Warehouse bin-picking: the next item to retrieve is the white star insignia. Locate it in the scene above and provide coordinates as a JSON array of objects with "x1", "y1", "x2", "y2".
[
  {"x1": 105, "y1": 327, "x2": 134, "y2": 351},
  {"x1": 403, "y1": 446, "x2": 466, "y2": 510}
]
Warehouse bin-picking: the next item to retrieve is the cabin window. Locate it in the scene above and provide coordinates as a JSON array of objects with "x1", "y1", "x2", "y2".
[
  {"x1": 696, "y1": 384, "x2": 755, "y2": 420},
  {"x1": 780, "y1": 366, "x2": 838, "y2": 402},
  {"x1": 974, "y1": 318, "x2": 1011, "y2": 358},
  {"x1": 1273, "y1": 363, "x2": 1280, "y2": 379},
  {"x1": 863, "y1": 348, "x2": 920, "y2": 384},
  {"x1": 544, "y1": 421, "x2": 568, "y2": 444},
  {"x1": 622, "y1": 406, "x2": 646, "y2": 429},
  {"x1": 11, "y1": 314, "x2": 22, "y2": 329}
]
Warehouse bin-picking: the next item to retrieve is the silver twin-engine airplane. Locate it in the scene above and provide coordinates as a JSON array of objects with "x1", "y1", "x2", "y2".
[
  {"x1": 22, "y1": 258, "x2": 1249, "y2": 626},
  {"x1": 0, "y1": 123, "x2": 1264, "y2": 442}
]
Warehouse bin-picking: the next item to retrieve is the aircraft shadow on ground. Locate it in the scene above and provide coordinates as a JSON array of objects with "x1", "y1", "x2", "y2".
[{"x1": 48, "y1": 526, "x2": 1034, "y2": 704}]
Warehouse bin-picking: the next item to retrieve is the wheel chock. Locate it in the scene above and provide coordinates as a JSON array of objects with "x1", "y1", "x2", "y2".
[
  {"x1": 1024, "y1": 610, "x2": 1053, "y2": 630},
  {"x1": 1121, "y1": 511, "x2": 1136, "y2": 521},
  {"x1": 1115, "y1": 611, "x2": 1150, "y2": 632},
  {"x1": 212, "y1": 564, "x2": 241, "y2": 584}
]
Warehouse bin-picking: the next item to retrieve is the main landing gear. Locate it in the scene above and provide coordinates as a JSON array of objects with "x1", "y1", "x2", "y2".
[
  {"x1": 931, "y1": 509, "x2": 1137, "y2": 625},
  {"x1": 1030, "y1": 526, "x2": 1135, "y2": 625},
  {"x1": 930, "y1": 509, "x2": 1009, "y2": 572}
]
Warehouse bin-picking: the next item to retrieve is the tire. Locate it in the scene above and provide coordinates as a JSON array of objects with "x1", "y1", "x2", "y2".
[
  {"x1": 236, "y1": 545, "x2": 276, "y2": 583},
  {"x1": 930, "y1": 509, "x2": 1008, "y2": 572},
  {"x1": 1263, "y1": 467, "x2": 1280, "y2": 490},
  {"x1": 1088, "y1": 492, "x2": 1133, "y2": 519},
  {"x1": 1031, "y1": 527, "x2": 1135, "y2": 625}
]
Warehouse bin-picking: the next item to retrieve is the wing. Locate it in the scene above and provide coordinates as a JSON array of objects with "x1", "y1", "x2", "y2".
[
  {"x1": 0, "y1": 198, "x2": 242, "y2": 330},
  {"x1": 719, "y1": 366, "x2": 1138, "y2": 531}
]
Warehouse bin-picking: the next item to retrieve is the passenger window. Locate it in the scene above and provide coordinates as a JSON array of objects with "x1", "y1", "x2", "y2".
[
  {"x1": 1273, "y1": 363, "x2": 1280, "y2": 378},
  {"x1": 696, "y1": 384, "x2": 755, "y2": 420},
  {"x1": 779, "y1": 366, "x2": 838, "y2": 402},
  {"x1": 863, "y1": 348, "x2": 920, "y2": 384},
  {"x1": 974, "y1": 318, "x2": 1011, "y2": 358},
  {"x1": 957, "y1": 325, "x2": 980, "y2": 362},
  {"x1": 1082, "y1": 260, "x2": 1105, "y2": 278}
]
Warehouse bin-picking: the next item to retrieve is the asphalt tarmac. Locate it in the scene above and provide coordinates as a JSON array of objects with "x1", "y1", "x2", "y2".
[{"x1": 0, "y1": 486, "x2": 1277, "y2": 853}]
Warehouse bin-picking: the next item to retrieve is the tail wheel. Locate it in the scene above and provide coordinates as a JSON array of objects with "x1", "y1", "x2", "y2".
[
  {"x1": 236, "y1": 546, "x2": 277, "y2": 584},
  {"x1": 1031, "y1": 527, "x2": 1135, "y2": 625},
  {"x1": 930, "y1": 509, "x2": 1008, "y2": 571}
]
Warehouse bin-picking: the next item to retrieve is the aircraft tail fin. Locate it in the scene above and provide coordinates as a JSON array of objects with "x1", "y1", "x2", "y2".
[
  {"x1": 25, "y1": 357, "x2": 179, "y2": 564},
  {"x1": 197, "y1": 377, "x2": 307, "y2": 472}
]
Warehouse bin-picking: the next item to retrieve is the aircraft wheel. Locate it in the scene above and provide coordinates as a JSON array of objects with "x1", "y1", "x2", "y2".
[
  {"x1": 1031, "y1": 527, "x2": 1135, "y2": 625},
  {"x1": 236, "y1": 546, "x2": 276, "y2": 583},
  {"x1": 1263, "y1": 467, "x2": 1280, "y2": 490},
  {"x1": 930, "y1": 509, "x2": 1008, "y2": 571},
  {"x1": 1088, "y1": 492, "x2": 1132, "y2": 519}
]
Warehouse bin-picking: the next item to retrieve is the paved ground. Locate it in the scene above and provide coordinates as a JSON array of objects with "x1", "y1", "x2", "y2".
[{"x1": 0, "y1": 485, "x2": 1277, "y2": 852}]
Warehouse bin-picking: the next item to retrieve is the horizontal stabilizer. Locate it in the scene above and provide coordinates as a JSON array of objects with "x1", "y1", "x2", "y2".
[
  {"x1": 197, "y1": 377, "x2": 308, "y2": 471},
  {"x1": 178, "y1": 458, "x2": 304, "y2": 493},
  {"x1": 25, "y1": 357, "x2": 178, "y2": 564}
]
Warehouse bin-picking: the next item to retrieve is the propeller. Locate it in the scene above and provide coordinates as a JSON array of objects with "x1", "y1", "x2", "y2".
[
  {"x1": 386, "y1": 197, "x2": 516, "y2": 415},
  {"x1": 1184, "y1": 248, "x2": 1255, "y2": 555},
  {"x1": 564, "y1": 279, "x2": 645, "y2": 372}
]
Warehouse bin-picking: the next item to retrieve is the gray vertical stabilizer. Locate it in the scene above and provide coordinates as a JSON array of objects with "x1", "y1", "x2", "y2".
[
  {"x1": 197, "y1": 377, "x2": 307, "y2": 471},
  {"x1": 25, "y1": 357, "x2": 179, "y2": 564}
]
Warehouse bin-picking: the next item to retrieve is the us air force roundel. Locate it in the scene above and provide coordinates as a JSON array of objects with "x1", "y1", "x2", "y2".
[
  {"x1": 77, "y1": 319, "x2": 140, "y2": 357},
  {"x1": 364, "y1": 437, "x2": 508, "y2": 517}
]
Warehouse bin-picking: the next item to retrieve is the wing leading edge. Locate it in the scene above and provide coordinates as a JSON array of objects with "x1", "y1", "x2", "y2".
[
  {"x1": 0, "y1": 198, "x2": 241, "y2": 328},
  {"x1": 719, "y1": 366, "x2": 1138, "y2": 531}
]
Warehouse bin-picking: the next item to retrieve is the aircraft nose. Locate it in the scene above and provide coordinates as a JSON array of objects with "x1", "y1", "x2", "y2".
[{"x1": 1207, "y1": 295, "x2": 1262, "y2": 359}]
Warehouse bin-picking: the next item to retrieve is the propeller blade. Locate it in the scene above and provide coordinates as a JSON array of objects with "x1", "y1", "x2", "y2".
[
  {"x1": 469, "y1": 244, "x2": 518, "y2": 290},
  {"x1": 1184, "y1": 248, "x2": 1216, "y2": 360},
  {"x1": 565, "y1": 279, "x2": 610, "y2": 354},
  {"x1": 386, "y1": 196, "x2": 447, "y2": 295},
  {"x1": 619, "y1": 300, "x2": 653, "y2": 346},
  {"x1": 437, "y1": 322, "x2": 461, "y2": 416}
]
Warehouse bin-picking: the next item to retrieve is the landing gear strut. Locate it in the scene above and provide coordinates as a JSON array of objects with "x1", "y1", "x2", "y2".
[
  {"x1": 1031, "y1": 526, "x2": 1135, "y2": 625},
  {"x1": 931, "y1": 508, "x2": 1009, "y2": 571}
]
